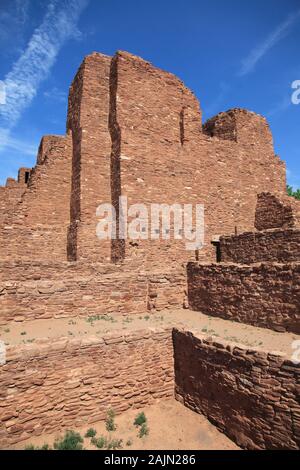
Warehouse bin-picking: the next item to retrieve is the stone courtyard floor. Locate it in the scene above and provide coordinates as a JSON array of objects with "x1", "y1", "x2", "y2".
[
  {"x1": 7, "y1": 399, "x2": 239, "y2": 450},
  {"x1": 1, "y1": 308, "x2": 299, "y2": 358}
]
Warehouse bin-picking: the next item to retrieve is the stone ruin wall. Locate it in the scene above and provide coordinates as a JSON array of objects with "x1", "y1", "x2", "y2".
[
  {"x1": 255, "y1": 192, "x2": 300, "y2": 231},
  {"x1": 0, "y1": 135, "x2": 72, "y2": 261},
  {"x1": 173, "y1": 329, "x2": 300, "y2": 450},
  {"x1": 0, "y1": 168, "x2": 31, "y2": 226},
  {"x1": 0, "y1": 51, "x2": 287, "y2": 266},
  {"x1": 0, "y1": 327, "x2": 174, "y2": 447},
  {"x1": 220, "y1": 228, "x2": 300, "y2": 264},
  {"x1": 0, "y1": 51, "x2": 298, "y2": 451},
  {"x1": 187, "y1": 262, "x2": 300, "y2": 334},
  {"x1": 0, "y1": 262, "x2": 186, "y2": 325},
  {"x1": 1, "y1": 326, "x2": 299, "y2": 450}
]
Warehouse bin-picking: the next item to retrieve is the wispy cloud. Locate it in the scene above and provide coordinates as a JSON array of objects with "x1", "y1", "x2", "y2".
[
  {"x1": 0, "y1": 0, "x2": 30, "y2": 46},
  {"x1": 43, "y1": 87, "x2": 67, "y2": 103},
  {"x1": 238, "y1": 9, "x2": 300, "y2": 77},
  {"x1": 0, "y1": 129, "x2": 38, "y2": 157},
  {"x1": 266, "y1": 95, "x2": 292, "y2": 118},
  {"x1": 0, "y1": 0, "x2": 88, "y2": 131},
  {"x1": 0, "y1": 0, "x2": 88, "y2": 165},
  {"x1": 205, "y1": 81, "x2": 231, "y2": 118}
]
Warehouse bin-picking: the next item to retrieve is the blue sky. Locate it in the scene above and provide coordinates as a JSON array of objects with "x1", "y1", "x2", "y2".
[{"x1": 0, "y1": 0, "x2": 299, "y2": 187}]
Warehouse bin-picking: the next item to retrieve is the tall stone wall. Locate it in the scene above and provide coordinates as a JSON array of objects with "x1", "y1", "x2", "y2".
[
  {"x1": 0, "y1": 327, "x2": 174, "y2": 447},
  {"x1": 187, "y1": 262, "x2": 300, "y2": 333},
  {"x1": 0, "y1": 51, "x2": 288, "y2": 265},
  {"x1": 220, "y1": 228, "x2": 300, "y2": 264},
  {"x1": 173, "y1": 329, "x2": 300, "y2": 450},
  {"x1": 0, "y1": 135, "x2": 72, "y2": 261},
  {"x1": 67, "y1": 53, "x2": 112, "y2": 263},
  {"x1": 8, "y1": 50, "x2": 282, "y2": 266}
]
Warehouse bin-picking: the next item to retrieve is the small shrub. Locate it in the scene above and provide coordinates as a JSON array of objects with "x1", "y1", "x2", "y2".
[
  {"x1": 126, "y1": 439, "x2": 133, "y2": 446},
  {"x1": 24, "y1": 443, "x2": 50, "y2": 450},
  {"x1": 25, "y1": 444, "x2": 35, "y2": 450},
  {"x1": 105, "y1": 409, "x2": 116, "y2": 432},
  {"x1": 92, "y1": 436, "x2": 107, "y2": 449},
  {"x1": 53, "y1": 430, "x2": 83, "y2": 450},
  {"x1": 134, "y1": 412, "x2": 147, "y2": 427},
  {"x1": 85, "y1": 428, "x2": 97, "y2": 438},
  {"x1": 107, "y1": 438, "x2": 123, "y2": 450},
  {"x1": 138, "y1": 423, "x2": 149, "y2": 438},
  {"x1": 40, "y1": 443, "x2": 51, "y2": 450}
]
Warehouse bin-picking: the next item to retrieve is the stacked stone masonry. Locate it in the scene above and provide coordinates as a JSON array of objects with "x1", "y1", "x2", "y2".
[
  {"x1": 0, "y1": 51, "x2": 286, "y2": 265},
  {"x1": 255, "y1": 192, "x2": 300, "y2": 231},
  {"x1": 0, "y1": 328, "x2": 174, "y2": 447},
  {"x1": 173, "y1": 329, "x2": 300, "y2": 450},
  {"x1": 0, "y1": 262, "x2": 186, "y2": 325},
  {"x1": 187, "y1": 262, "x2": 300, "y2": 333},
  {"x1": 1, "y1": 327, "x2": 299, "y2": 449},
  {"x1": 0, "y1": 50, "x2": 298, "y2": 450},
  {"x1": 220, "y1": 228, "x2": 300, "y2": 264}
]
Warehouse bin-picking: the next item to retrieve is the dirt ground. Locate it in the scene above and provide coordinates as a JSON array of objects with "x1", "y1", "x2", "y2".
[
  {"x1": 8, "y1": 399, "x2": 239, "y2": 451},
  {"x1": 1, "y1": 308, "x2": 298, "y2": 357}
]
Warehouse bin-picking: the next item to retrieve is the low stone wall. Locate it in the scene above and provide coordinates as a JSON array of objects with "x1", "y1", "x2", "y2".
[
  {"x1": 173, "y1": 329, "x2": 300, "y2": 450},
  {"x1": 0, "y1": 263, "x2": 186, "y2": 324},
  {"x1": 255, "y1": 192, "x2": 300, "y2": 231},
  {"x1": 187, "y1": 262, "x2": 300, "y2": 333},
  {"x1": 220, "y1": 228, "x2": 300, "y2": 264},
  {"x1": 0, "y1": 327, "x2": 174, "y2": 448}
]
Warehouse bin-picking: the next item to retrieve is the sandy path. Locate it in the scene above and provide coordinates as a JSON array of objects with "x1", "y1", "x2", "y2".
[
  {"x1": 1, "y1": 308, "x2": 299, "y2": 357},
  {"x1": 8, "y1": 399, "x2": 239, "y2": 451}
]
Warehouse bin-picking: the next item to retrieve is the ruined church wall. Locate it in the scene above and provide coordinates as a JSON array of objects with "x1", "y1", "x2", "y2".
[
  {"x1": 0, "y1": 135, "x2": 72, "y2": 261},
  {"x1": 67, "y1": 53, "x2": 112, "y2": 262},
  {"x1": 0, "y1": 184, "x2": 26, "y2": 226},
  {"x1": 0, "y1": 328, "x2": 174, "y2": 447},
  {"x1": 220, "y1": 228, "x2": 300, "y2": 264},
  {"x1": 173, "y1": 329, "x2": 300, "y2": 450},
  {"x1": 111, "y1": 52, "x2": 286, "y2": 266},
  {"x1": 187, "y1": 262, "x2": 300, "y2": 333},
  {"x1": 255, "y1": 192, "x2": 300, "y2": 231},
  {"x1": 0, "y1": 51, "x2": 288, "y2": 265}
]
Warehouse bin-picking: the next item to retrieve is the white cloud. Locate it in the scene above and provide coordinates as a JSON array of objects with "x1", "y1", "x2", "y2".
[
  {"x1": 44, "y1": 87, "x2": 67, "y2": 103},
  {"x1": 239, "y1": 9, "x2": 300, "y2": 77},
  {"x1": 0, "y1": 0, "x2": 30, "y2": 49},
  {"x1": 0, "y1": 134, "x2": 38, "y2": 157},
  {"x1": 266, "y1": 95, "x2": 292, "y2": 118},
  {"x1": 0, "y1": 0, "x2": 88, "y2": 129}
]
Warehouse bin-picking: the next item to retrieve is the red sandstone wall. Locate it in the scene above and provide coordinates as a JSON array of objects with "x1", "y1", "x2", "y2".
[
  {"x1": 0, "y1": 184, "x2": 25, "y2": 226},
  {"x1": 64, "y1": 51, "x2": 287, "y2": 266},
  {"x1": 187, "y1": 262, "x2": 300, "y2": 333},
  {"x1": 255, "y1": 192, "x2": 300, "y2": 231},
  {"x1": 0, "y1": 262, "x2": 186, "y2": 324},
  {"x1": 67, "y1": 53, "x2": 112, "y2": 262},
  {"x1": 173, "y1": 329, "x2": 300, "y2": 450},
  {"x1": 0, "y1": 135, "x2": 72, "y2": 261},
  {"x1": 220, "y1": 228, "x2": 300, "y2": 264},
  {"x1": 0, "y1": 51, "x2": 288, "y2": 265},
  {"x1": 110, "y1": 53, "x2": 286, "y2": 266},
  {"x1": 0, "y1": 328, "x2": 174, "y2": 447}
]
